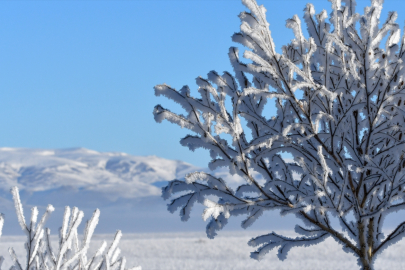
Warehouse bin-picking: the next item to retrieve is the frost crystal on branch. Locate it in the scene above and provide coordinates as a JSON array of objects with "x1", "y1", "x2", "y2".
[
  {"x1": 154, "y1": 0, "x2": 405, "y2": 269},
  {"x1": 0, "y1": 187, "x2": 141, "y2": 270}
]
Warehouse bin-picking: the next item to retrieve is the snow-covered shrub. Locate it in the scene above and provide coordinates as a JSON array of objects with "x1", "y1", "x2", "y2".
[
  {"x1": 154, "y1": 0, "x2": 405, "y2": 269},
  {"x1": 0, "y1": 187, "x2": 141, "y2": 270}
]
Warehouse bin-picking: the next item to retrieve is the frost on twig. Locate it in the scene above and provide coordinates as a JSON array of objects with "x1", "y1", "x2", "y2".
[
  {"x1": 248, "y1": 227, "x2": 329, "y2": 261},
  {"x1": 155, "y1": 0, "x2": 405, "y2": 269},
  {"x1": 0, "y1": 187, "x2": 141, "y2": 270}
]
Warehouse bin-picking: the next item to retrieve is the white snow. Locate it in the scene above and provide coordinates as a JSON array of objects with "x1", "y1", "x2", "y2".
[{"x1": 2, "y1": 230, "x2": 405, "y2": 269}]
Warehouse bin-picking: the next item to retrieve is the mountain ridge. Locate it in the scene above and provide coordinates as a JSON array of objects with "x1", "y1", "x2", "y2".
[
  {"x1": 0, "y1": 147, "x2": 202, "y2": 200},
  {"x1": 0, "y1": 147, "x2": 288, "y2": 235}
]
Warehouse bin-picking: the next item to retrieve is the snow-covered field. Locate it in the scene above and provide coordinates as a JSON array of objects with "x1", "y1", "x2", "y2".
[{"x1": 1, "y1": 231, "x2": 405, "y2": 270}]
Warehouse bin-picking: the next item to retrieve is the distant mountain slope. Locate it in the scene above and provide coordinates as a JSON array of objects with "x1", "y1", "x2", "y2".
[
  {"x1": 0, "y1": 147, "x2": 279, "y2": 234},
  {"x1": 0, "y1": 147, "x2": 202, "y2": 200}
]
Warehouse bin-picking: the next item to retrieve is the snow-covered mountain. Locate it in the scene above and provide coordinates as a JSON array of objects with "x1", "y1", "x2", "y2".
[
  {"x1": 0, "y1": 147, "x2": 258, "y2": 234},
  {"x1": 0, "y1": 147, "x2": 305, "y2": 236},
  {"x1": 0, "y1": 147, "x2": 201, "y2": 200}
]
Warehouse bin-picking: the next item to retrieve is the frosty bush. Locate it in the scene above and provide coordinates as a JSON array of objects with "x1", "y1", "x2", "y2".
[
  {"x1": 154, "y1": 0, "x2": 405, "y2": 269},
  {"x1": 0, "y1": 187, "x2": 141, "y2": 270}
]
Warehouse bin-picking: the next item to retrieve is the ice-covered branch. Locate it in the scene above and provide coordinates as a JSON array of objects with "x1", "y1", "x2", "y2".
[
  {"x1": 248, "y1": 230, "x2": 329, "y2": 261},
  {"x1": 1, "y1": 187, "x2": 141, "y2": 270}
]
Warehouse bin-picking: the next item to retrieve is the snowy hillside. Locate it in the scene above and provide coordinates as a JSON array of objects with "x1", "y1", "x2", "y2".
[
  {"x1": 0, "y1": 147, "x2": 253, "y2": 199},
  {"x1": 0, "y1": 147, "x2": 201, "y2": 200},
  {"x1": 0, "y1": 147, "x2": 263, "y2": 234}
]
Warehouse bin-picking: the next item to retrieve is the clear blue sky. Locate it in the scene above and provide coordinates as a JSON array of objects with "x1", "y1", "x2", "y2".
[{"x1": 0, "y1": 0, "x2": 404, "y2": 167}]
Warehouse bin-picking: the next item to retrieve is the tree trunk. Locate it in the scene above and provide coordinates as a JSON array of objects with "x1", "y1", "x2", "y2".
[
  {"x1": 361, "y1": 260, "x2": 372, "y2": 270},
  {"x1": 359, "y1": 218, "x2": 374, "y2": 270}
]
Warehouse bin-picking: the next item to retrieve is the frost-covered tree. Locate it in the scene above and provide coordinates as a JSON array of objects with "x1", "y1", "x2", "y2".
[
  {"x1": 153, "y1": 0, "x2": 405, "y2": 269},
  {"x1": 0, "y1": 187, "x2": 141, "y2": 270}
]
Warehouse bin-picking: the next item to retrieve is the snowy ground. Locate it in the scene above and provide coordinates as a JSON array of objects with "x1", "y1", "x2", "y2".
[{"x1": 1, "y1": 231, "x2": 405, "y2": 270}]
